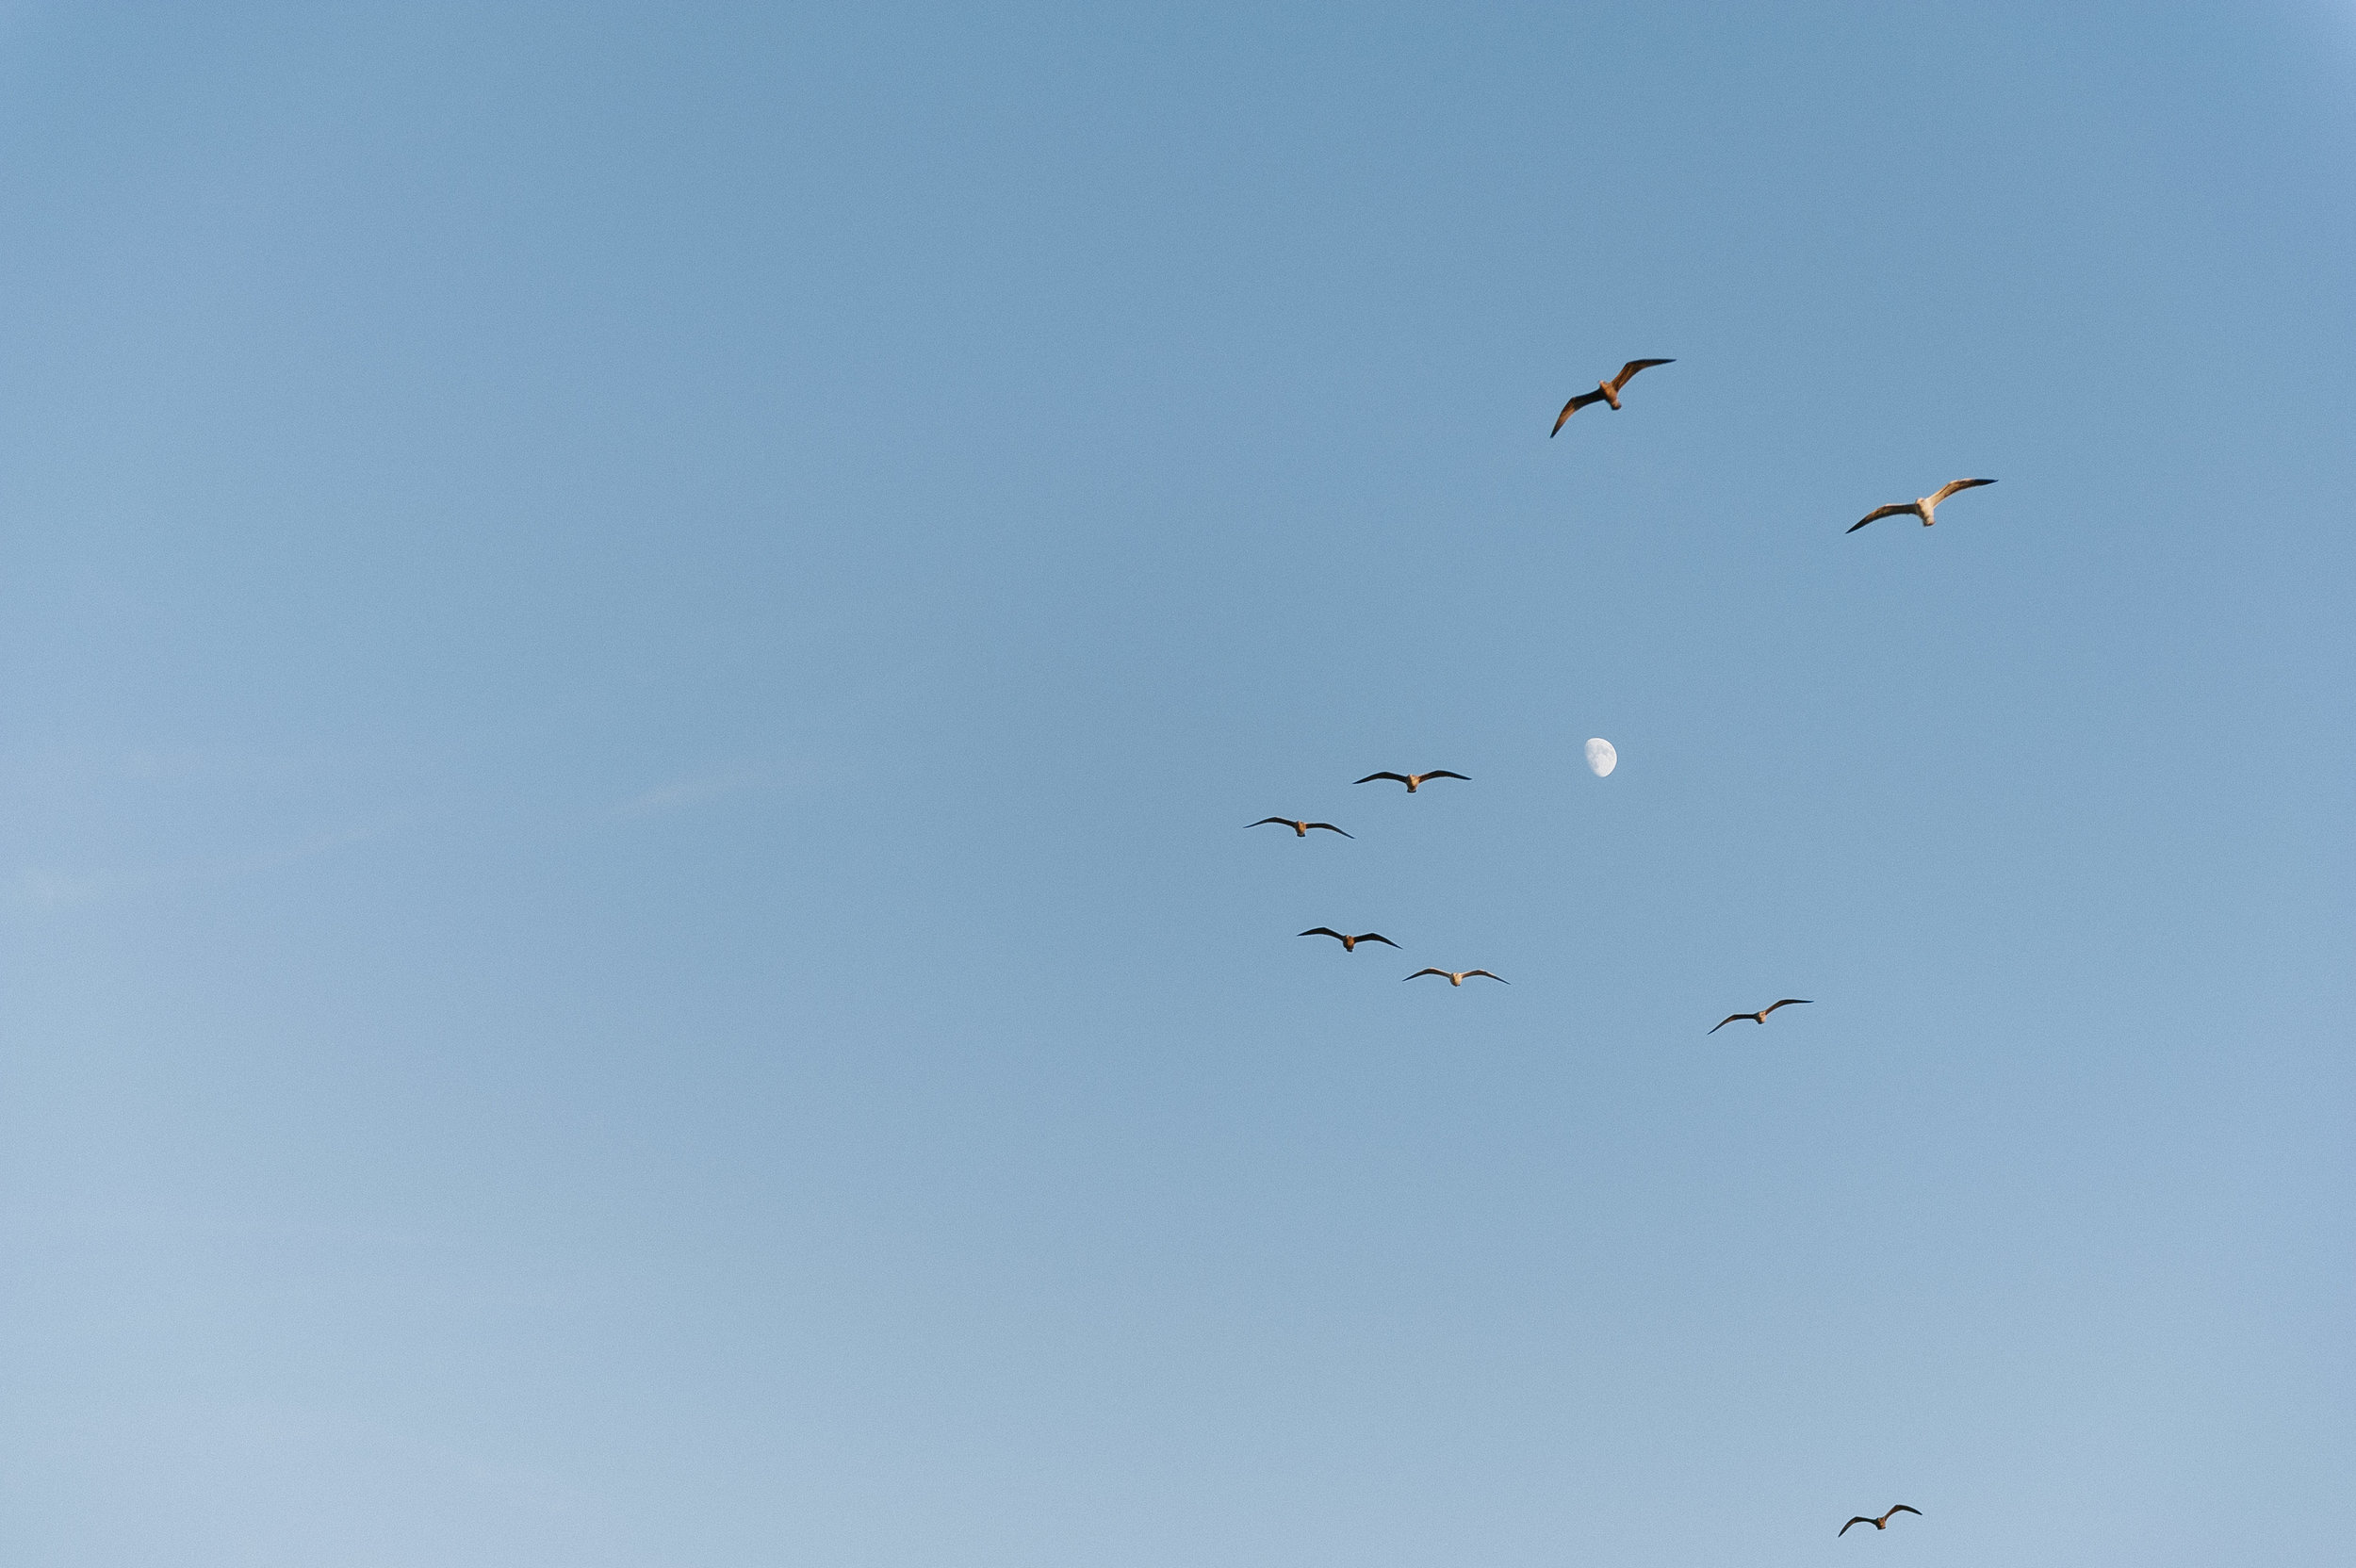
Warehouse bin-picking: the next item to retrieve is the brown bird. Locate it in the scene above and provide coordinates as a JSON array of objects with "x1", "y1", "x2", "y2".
[
  {"x1": 1354, "y1": 770, "x2": 1470, "y2": 792},
  {"x1": 1708, "y1": 999, "x2": 1811, "y2": 1034},
  {"x1": 1848, "y1": 478, "x2": 1996, "y2": 532},
  {"x1": 1249, "y1": 817, "x2": 1352, "y2": 838},
  {"x1": 1301, "y1": 928, "x2": 1399, "y2": 953},
  {"x1": 1551, "y1": 358, "x2": 1675, "y2": 435},
  {"x1": 1405, "y1": 968, "x2": 1509, "y2": 986},
  {"x1": 1840, "y1": 1506, "x2": 1922, "y2": 1538}
]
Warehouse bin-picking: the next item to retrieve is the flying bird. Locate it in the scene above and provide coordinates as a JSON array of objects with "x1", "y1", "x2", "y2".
[
  {"x1": 1354, "y1": 770, "x2": 1470, "y2": 792},
  {"x1": 1405, "y1": 968, "x2": 1509, "y2": 986},
  {"x1": 1840, "y1": 1506, "x2": 1922, "y2": 1538},
  {"x1": 1249, "y1": 817, "x2": 1352, "y2": 838},
  {"x1": 1848, "y1": 478, "x2": 1996, "y2": 532},
  {"x1": 1708, "y1": 999, "x2": 1811, "y2": 1034},
  {"x1": 1300, "y1": 928, "x2": 1399, "y2": 953},
  {"x1": 1551, "y1": 358, "x2": 1675, "y2": 435}
]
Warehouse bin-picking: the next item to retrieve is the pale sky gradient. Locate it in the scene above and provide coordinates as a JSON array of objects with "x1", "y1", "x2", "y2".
[{"x1": 3, "y1": 4, "x2": 2351, "y2": 1565}]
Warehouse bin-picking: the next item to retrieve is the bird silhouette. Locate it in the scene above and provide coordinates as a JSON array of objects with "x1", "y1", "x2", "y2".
[
  {"x1": 1405, "y1": 968, "x2": 1508, "y2": 986},
  {"x1": 1300, "y1": 928, "x2": 1399, "y2": 953},
  {"x1": 1709, "y1": 999, "x2": 1810, "y2": 1033},
  {"x1": 1248, "y1": 817, "x2": 1352, "y2": 838},
  {"x1": 1840, "y1": 1506, "x2": 1922, "y2": 1538},
  {"x1": 1354, "y1": 770, "x2": 1469, "y2": 793},
  {"x1": 1848, "y1": 478, "x2": 1996, "y2": 532},
  {"x1": 1551, "y1": 358, "x2": 1675, "y2": 435}
]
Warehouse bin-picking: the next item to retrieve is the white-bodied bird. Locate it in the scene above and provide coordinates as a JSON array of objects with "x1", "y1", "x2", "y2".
[{"x1": 1848, "y1": 478, "x2": 1996, "y2": 532}]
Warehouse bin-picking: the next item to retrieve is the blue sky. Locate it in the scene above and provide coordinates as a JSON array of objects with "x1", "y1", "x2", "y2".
[{"x1": 2, "y1": 3, "x2": 2350, "y2": 1563}]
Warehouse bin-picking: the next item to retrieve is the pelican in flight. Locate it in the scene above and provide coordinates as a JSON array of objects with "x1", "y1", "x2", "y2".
[
  {"x1": 1354, "y1": 770, "x2": 1469, "y2": 793},
  {"x1": 1708, "y1": 999, "x2": 1811, "y2": 1034},
  {"x1": 1405, "y1": 968, "x2": 1508, "y2": 986},
  {"x1": 1840, "y1": 1506, "x2": 1921, "y2": 1537},
  {"x1": 1848, "y1": 478, "x2": 1996, "y2": 532},
  {"x1": 1551, "y1": 358, "x2": 1675, "y2": 435},
  {"x1": 1249, "y1": 817, "x2": 1352, "y2": 839},
  {"x1": 1300, "y1": 928, "x2": 1399, "y2": 953}
]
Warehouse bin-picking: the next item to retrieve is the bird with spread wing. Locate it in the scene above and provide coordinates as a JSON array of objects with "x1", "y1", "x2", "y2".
[
  {"x1": 1551, "y1": 358, "x2": 1675, "y2": 435},
  {"x1": 1849, "y1": 478, "x2": 1996, "y2": 532},
  {"x1": 1248, "y1": 817, "x2": 1351, "y2": 838},
  {"x1": 1840, "y1": 1506, "x2": 1922, "y2": 1538},
  {"x1": 1405, "y1": 968, "x2": 1508, "y2": 987},
  {"x1": 1709, "y1": 999, "x2": 1811, "y2": 1034},
  {"x1": 1300, "y1": 928, "x2": 1399, "y2": 953},
  {"x1": 1354, "y1": 770, "x2": 1469, "y2": 793}
]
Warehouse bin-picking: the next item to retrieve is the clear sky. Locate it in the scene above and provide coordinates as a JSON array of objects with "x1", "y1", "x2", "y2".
[{"x1": 3, "y1": 3, "x2": 2350, "y2": 1564}]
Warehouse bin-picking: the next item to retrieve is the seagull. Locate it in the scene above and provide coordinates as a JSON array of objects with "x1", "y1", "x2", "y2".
[
  {"x1": 1708, "y1": 999, "x2": 1811, "y2": 1034},
  {"x1": 1848, "y1": 478, "x2": 1996, "y2": 532},
  {"x1": 1354, "y1": 770, "x2": 1470, "y2": 793},
  {"x1": 1405, "y1": 968, "x2": 1509, "y2": 986},
  {"x1": 1840, "y1": 1506, "x2": 1922, "y2": 1537},
  {"x1": 1300, "y1": 928, "x2": 1399, "y2": 953},
  {"x1": 1249, "y1": 818, "x2": 1352, "y2": 838},
  {"x1": 1551, "y1": 358, "x2": 1675, "y2": 435}
]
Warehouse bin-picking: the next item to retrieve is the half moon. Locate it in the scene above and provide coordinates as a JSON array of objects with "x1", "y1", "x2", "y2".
[{"x1": 1584, "y1": 738, "x2": 1617, "y2": 777}]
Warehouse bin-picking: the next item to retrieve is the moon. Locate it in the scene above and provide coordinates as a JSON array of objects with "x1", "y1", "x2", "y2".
[{"x1": 1584, "y1": 738, "x2": 1617, "y2": 777}]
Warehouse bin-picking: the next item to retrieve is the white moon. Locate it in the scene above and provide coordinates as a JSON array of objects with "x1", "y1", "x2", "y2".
[{"x1": 1584, "y1": 738, "x2": 1617, "y2": 777}]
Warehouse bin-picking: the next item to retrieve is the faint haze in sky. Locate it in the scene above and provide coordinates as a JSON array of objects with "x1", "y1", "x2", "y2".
[{"x1": 1, "y1": 4, "x2": 2350, "y2": 1566}]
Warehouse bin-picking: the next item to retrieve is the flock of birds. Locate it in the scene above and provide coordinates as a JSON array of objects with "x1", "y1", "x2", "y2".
[
  {"x1": 1250, "y1": 747, "x2": 1808, "y2": 1030},
  {"x1": 1241, "y1": 356, "x2": 1981, "y2": 1542},
  {"x1": 1253, "y1": 769, "x2": 1516, "y2": 988}
]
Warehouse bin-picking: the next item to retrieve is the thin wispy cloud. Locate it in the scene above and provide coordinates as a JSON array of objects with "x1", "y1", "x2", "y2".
[
  {"x1": 600, "y1": 762, "x2": 782, "y2": 822},
  {"x1": 203, "y1": 815, "x2": 411, "y2": 878},
  {"x1": 7, "y1": 811, "x2": 417, "y2": 914}
]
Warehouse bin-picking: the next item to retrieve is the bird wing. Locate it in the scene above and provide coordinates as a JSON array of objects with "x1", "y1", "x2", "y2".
[
  {"x1": 1420, "y1": 770, "x2": 1471, "y2": 782},
  {"x1": 1605, "y1": 357, "x2": 1674, "y2": 394},
  {"x1": 1551, "y1": 389, "x2": 1609, "y2": 434},
  {"x1": 1305, "y1": 823, "x2": 1353, "y2": 837},
  {"x1": 1848, "y1": 503, "x2": 1915, "y2": 532},
  {"x1": 1404, "y1": 969, "x2": 1449, "y2": 981},
  {"x1": 1358, "y1": 933, "x2": 1401, "y2": 948},
  {"x1": 1760, "y1": 999, "x2": 1812, "y2": 1016},
  {"x1": 1840, "y1": 1519, "x2": 1872, "y2": 1537},
  {"x1": 1465, "y1": 970, "x2": 1509, "y2": 983},
  {"x1": 1929, "y1": 478, "x2": 1994, "y2": 506},
  {"x1": 1300, "y1": 927, "x2": 1349, "y2": 941},
  {"x1": 1707, "y1": 1014, "x2": 1748, "y2": 1034},
  {"x1": 1888, "y1": 1506, "x2": 1921, "y2": 1519},
  {"x1": 1356, "y1": 772, "x2": 1413, "y2": 786},
  {"x1": 1247, "y1": 818, "x2": 1294, "y2": 830}
]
